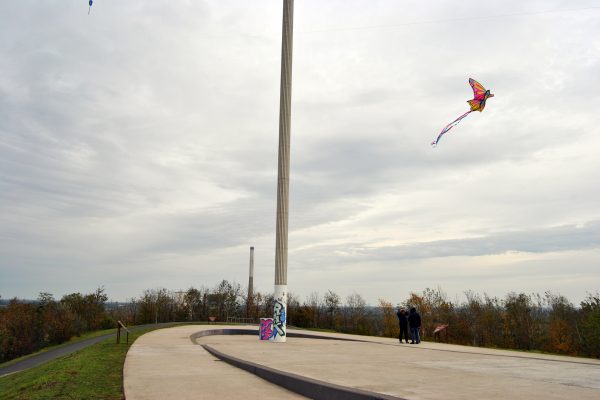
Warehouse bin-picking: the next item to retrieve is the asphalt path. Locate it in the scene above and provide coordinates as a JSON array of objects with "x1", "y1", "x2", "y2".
[{"x1": 0, "y1": 323, "x2": 174, "y2": 378}]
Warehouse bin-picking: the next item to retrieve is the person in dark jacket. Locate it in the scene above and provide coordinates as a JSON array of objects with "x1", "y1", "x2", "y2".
[
  {"x1": 408, "y1": 307, "x2": 422, "y2": 344},
  {"x1": 396, "y1": 308, "x2": 410, "y2": 343}
]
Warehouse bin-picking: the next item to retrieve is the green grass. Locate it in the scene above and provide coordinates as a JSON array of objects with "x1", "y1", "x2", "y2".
[
  {"x1": 0, "y1": 326, "x2": 165, "y2": 400},
  {"x1": 0, "y1": 321, "x2": 268, "y2": 399},
  {"x1": 0, "y1": 328, "x2": 117, "y2": 369}
]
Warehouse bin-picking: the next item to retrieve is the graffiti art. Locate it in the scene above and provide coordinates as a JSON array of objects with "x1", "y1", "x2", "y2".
[
  {"x1": 259, "y1": 318, "x2": 274, "y2": 340},
  {"x1": 273, "y1": 301, "x2": 286, "y2": 338}
]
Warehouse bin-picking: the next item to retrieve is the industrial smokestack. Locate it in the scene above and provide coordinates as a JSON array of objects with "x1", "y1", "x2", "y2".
[{"x1": 248, "y1": 246, "x2": 255, "y2": 299}]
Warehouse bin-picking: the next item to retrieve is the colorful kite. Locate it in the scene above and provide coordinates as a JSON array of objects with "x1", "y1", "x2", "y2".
[
  {"x1": 431, "y1": 78, "x2": 494, "y2": 147},
  {"x1": 88, "y1": 0, "x2": 93, "y2": 15}
]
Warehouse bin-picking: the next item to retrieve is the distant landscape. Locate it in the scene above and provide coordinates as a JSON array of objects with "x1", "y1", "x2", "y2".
[{"x1": 2, "y1": 283, "x2": 599, "y2": 364}]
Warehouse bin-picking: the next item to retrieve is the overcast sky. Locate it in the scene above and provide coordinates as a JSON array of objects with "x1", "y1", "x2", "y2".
[{"x1": 1, "y1": 0, "x2": 599, "y2": 305}]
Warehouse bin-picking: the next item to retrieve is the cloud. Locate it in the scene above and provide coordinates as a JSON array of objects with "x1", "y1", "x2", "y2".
[
  {"x1": 291, "y1": 221, "x2": 600, "y2": 264},
  {"x1": 1, "y1": 0, "x2": 599, "y2": 303}
]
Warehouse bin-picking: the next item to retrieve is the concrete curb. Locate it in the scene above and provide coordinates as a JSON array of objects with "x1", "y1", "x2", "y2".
[
  {"x1": 190, "y1": 328, "x2": 371, "y2": 344},
  {"x1": 202, "y1": 344, "x2": 403, "y2": 400},
  {"x1": 192, "y1": 328, "x2": 405, "y2": 400},
  {"x1": 192, "y1": 328, "x2": 600, "y2": 367}
]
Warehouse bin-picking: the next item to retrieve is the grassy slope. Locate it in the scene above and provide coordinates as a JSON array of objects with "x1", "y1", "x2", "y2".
[
  {"x1": 0, "y1": 327, "x2": 156, "y2": 400},
  {"x1": 0, "y1": 328, "x2": 117, "y2": 369}
]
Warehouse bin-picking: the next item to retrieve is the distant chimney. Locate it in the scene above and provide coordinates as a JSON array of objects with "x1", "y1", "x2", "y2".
[
  {"x1": 248, "y1": 246, "x2": 254, "y2": 300},
  {"x1": 247, "y1": 246, "x2": 255, "y2": 318}
]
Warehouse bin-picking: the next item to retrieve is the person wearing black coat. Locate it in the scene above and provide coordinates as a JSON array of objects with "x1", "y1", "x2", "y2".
[
  {"x1": 408, "y1": 307, "x2": 422, "y2": 344},
  {"x1": 396, "y1": 308, "x2": 410, "y2": 343}
]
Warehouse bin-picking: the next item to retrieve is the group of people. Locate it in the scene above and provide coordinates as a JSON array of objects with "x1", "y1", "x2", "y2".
[{"x1": 396, "y1": 307, "x2": 421, "y2": 344}]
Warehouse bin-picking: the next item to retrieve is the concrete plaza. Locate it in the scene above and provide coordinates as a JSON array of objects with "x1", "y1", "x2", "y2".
[{"x1": 124, "y1": 325, "x2": 600, "y2": 400}]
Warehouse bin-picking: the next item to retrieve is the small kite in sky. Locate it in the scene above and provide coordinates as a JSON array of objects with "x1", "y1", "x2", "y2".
[
  {"x1": 88, "y1": 0, "x2": 93, "y2": 15},
  {"x1": 431, "y1": 78, "x2": 494, "y2": 147}
]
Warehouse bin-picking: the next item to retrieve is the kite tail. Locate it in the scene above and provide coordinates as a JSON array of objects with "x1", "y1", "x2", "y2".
[
  {"x1": 88, "y1": 6, "x2": 91, "y2": 14},
  {"x1": 431, "y1": 110, "x2": 472, "y2": 147}
]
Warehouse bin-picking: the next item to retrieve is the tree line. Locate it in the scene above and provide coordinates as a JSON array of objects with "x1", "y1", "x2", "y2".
[
  {"x1": 0, "y1": 288, "x2": 111, "y2": 363},
  {"x1": 396, "y1": 288, "x2": 600, "y2": 357},
  {"x1": 1, "y1": 283, "x2": 599, "y2": 363}
]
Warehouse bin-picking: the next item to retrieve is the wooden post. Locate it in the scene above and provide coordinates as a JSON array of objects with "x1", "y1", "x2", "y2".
[{"x1": 117, "y1": 320, "x2": 130, "y2": 345}]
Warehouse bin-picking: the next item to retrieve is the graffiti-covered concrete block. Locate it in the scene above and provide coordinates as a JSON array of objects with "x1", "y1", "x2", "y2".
[{"x1": 259, "y1": 318, "x2": 274, "y2": 340}]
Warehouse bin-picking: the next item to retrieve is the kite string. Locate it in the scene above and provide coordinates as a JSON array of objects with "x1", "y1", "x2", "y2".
[{"x1": 431, "y1": 110, "x2": 472, "y2": 147}]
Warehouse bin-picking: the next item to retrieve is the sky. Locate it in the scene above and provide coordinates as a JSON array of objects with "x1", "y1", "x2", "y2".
[{"x1": 1, "y1": 0, "x2": 599, "y2": 305}]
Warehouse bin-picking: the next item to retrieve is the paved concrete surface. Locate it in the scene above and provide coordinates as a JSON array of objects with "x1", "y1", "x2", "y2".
[
  {"x1": 125, "y1": 325, "x2": 600, "y2": 400},
  {"x1": 123, "y1": 325, "x2": 306, "y2": 400}
]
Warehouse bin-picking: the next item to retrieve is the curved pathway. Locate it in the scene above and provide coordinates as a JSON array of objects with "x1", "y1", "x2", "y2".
[
  {"x1": 125, "y1": 325, "x2": 600, "y2": 400},
  {"x1": 124, "y1": 325, "x2": 306, "y2": 399}
]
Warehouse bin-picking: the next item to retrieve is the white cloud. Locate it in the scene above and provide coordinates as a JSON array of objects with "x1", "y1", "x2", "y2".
[{"x1": 1, "y1": 0, "x2": 599, "y2": 304}]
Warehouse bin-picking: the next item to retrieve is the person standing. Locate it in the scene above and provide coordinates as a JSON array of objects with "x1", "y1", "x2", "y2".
[
  {"x1": 396, "y1": 308, "x2": 410, "y2": 343},
  {"x1": 408, "y1": 307, "x2": 422, "y2": 344}
]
